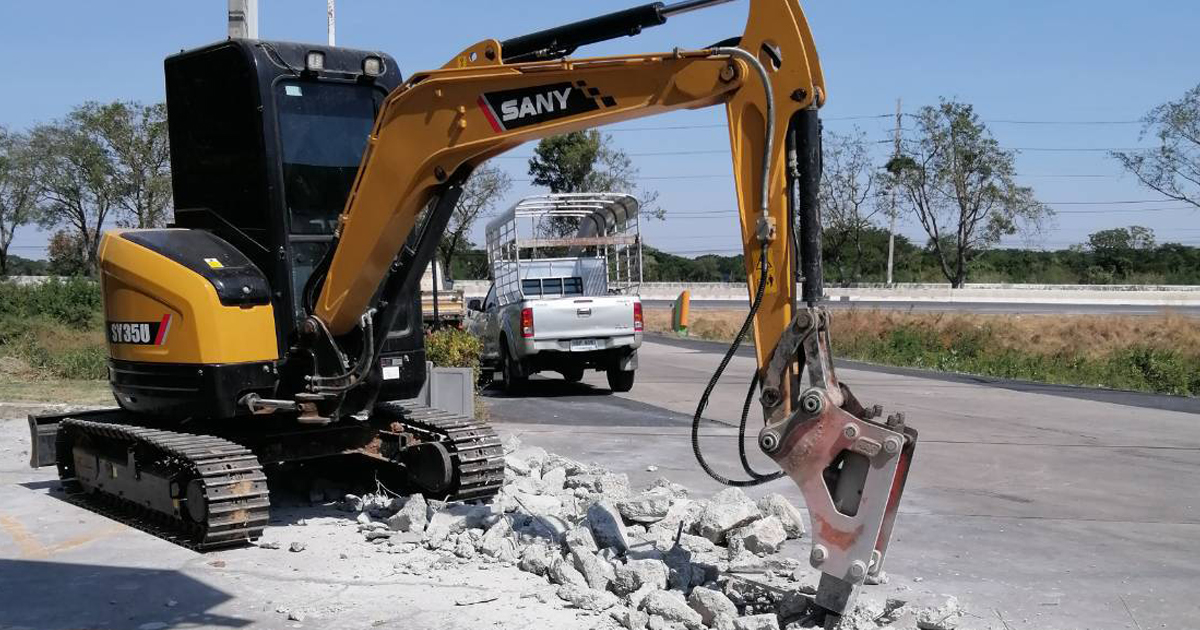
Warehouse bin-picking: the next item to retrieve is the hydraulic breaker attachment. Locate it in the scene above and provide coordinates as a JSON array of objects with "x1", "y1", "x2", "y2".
[
  {"x1": 756, "y1": 307, "x2": 917, "y2": 613},
  {"x1": 758, "y1": 107, "x2": 917, "y2": 615}
]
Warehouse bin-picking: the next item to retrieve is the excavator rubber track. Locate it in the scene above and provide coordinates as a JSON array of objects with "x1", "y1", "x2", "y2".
[
  {"x1": 55, "y1": 418, "x2": 271, "y2": 551},
  {"x1": 373, "y1": 401, "x2": 505, "y2": 503}
]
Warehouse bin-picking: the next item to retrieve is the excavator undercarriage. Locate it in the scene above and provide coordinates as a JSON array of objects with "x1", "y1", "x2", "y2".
[{"x1": 30, "y1": 402, "x2": 503, "y2": 549}]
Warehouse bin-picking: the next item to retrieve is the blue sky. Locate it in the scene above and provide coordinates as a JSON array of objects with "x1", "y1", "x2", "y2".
[{"x1": 2, "y1": 0, "x2": 1198, "y2": 260}]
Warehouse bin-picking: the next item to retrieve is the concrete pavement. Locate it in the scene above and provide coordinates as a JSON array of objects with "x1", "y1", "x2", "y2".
[{"x1": 484, "y1": 340, "x2": 1200, "y2": 630}]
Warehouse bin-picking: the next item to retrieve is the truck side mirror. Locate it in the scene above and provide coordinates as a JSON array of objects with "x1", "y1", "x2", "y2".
[{"x1": 467, "y1": 298, "x2": 483, "y2": 311}]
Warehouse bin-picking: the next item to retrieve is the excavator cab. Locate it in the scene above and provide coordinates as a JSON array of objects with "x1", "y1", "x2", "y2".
[{"x1": 136, "y1": 39, "x2": 427, "y2": 413}]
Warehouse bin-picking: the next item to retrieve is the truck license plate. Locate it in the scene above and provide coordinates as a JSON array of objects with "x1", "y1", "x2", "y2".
[{"x1": 570, "y1": 338, "x2": 598, "y2": 352}]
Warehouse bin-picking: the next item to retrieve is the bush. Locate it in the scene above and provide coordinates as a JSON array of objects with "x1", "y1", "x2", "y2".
[
  {"x1": 0, "y1": 278, "x2": 102, "y2": 329},
  {"x1": 425, "y1": 327, "x2": 482, "y2": 370}
]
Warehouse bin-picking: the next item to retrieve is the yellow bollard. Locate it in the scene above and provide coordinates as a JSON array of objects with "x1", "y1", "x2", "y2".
[{"x1": 671, "y1": 290, "x2": 690, "y2": 335}]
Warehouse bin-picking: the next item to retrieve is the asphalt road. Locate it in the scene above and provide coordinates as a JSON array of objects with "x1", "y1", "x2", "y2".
[
  {"x1": 484, "y1": 339, "x2": 1200, "y2": 630},
  {"x1": 642, "y1": 299, "x2": 1200, "y2": 316}
]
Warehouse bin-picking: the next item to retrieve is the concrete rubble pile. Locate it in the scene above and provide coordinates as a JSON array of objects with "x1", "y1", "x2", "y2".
[{"x1": 302, "y1": 437, "x2": 963, "y2": 630}]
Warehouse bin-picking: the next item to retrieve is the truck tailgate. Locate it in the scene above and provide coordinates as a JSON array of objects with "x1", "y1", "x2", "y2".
[{"x1": 531, "y1": 296, "x2": 638, "y2": 341}]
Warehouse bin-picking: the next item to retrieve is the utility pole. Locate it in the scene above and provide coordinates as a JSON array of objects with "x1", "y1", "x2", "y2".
[
  {"x1": 327, "y1": 0, "x2": 336, "y2": 46},
  {"x1": 885, "y1": 97, "x2": 901, "y2": 287},
  {"x1": 227, "y1": 0, "x2": 258, "y2": 39}
]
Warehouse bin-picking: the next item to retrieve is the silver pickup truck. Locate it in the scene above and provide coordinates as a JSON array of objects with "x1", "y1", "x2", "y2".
[{"x1": 468, "y1": 193, "x2": 644, "y2": 392}]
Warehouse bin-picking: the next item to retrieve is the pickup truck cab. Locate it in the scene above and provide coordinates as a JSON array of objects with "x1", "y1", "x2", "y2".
[{"x1": 469, "y1": 193, "x2": 644, "y2": 392}]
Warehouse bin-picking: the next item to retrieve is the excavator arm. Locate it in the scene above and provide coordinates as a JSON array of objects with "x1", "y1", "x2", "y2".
[{"x1": 307, "y1": 0, "x2": 915, "y2": 615}]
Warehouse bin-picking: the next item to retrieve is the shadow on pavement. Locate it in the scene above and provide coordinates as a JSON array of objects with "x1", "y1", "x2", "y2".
[
  {"x1": 482, "y1": 377, "x2": 614, "y2": 399},
  {"x1": 0, "y1": 559, "x2": 249, "y2": 629}
]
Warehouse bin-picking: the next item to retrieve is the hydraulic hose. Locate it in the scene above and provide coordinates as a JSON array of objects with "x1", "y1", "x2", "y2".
[{"x1": 689, "y1": 46, "x2": 786, "y2": 487}]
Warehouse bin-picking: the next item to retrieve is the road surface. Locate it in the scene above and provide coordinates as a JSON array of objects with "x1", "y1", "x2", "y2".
[
  {"x1": 484, "y1": 338, "x2": 1200, "y2": 630},
  {"x1": 643, "y1": 299, "x2": 1200, "y2": 316}
]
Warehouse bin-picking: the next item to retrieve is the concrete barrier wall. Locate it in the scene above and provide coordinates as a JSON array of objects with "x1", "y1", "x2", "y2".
[
  {"x1": 453, "y1": 279, "x2": 1200, "y2": 305},
  {"x1": 14, "y1": 275, "x2": 1196, "y2": 306}
]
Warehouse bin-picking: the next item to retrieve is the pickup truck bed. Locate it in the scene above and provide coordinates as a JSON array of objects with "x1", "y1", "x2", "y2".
[{"x1": 470, "y1": 289, "x2": 642, "y2": 393}]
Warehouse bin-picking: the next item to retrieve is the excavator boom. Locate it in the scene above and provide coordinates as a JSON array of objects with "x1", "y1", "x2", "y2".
[{"x1": 304, "y1": 0, "x2": 916, "y2": 615}]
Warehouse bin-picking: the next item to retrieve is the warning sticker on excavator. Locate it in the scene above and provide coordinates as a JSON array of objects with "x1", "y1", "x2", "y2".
[
  {"x1": 204, "y1": 257, "x2": 223, "y2": 269},
  {"x1": 756, "y1": 254, "x2": 778, "y2": 295}
]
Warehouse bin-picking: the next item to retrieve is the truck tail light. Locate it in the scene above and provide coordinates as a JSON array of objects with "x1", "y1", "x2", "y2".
[
  {"x1": 633, "y1": 302, "x2": 644, "y2": 332},
  {"x1": 521, "y1": 307, "x2": 534, "y2": 338}
]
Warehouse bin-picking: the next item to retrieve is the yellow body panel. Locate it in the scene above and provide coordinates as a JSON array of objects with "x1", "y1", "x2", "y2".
[
  {"x1": 98, "y1": 231, "x2": 278, "y2": 365},
  {"x1": 317, "y1": 51, "x2": 744, "y2": 334}
]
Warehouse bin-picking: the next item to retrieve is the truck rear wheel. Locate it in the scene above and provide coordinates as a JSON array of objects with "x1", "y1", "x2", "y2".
[
  {"x1": 501, "y1": 345, "x2": 526, "y2": 393},
  {"x1": 606, "y1": 369, "x2": 635, "y2": 393}
]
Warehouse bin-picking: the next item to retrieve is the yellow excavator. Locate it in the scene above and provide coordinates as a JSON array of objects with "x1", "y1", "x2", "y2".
[{"x1": 27, "y1": 0, "x2": 916, "y2": 615}]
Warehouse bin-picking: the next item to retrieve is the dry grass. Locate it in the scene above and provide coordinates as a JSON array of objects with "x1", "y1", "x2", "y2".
[
  {"x1": 646, "y1": 306, "x2": 1200, "y2": 356},
  {"x1": 643, "y1": 305, "x2": 1200, "y2": 395}
]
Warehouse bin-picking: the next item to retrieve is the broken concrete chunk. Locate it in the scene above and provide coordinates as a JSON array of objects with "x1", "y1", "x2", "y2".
[
  {"x1": 501, "y1": 434, "x2": 522, "y2": 454},
  {"x1": 386, "y1": 494, "x2": 428, "y2": 532},
  {"x1": 479, "y1": 517, "x2": 519, "y2": 562},
  {"x1": 696, "y1": 488, "x2": 761, "y2": 544},
  {"x1": 832, "y1": 596, "x2": 885, "y2": 629},
  {"x1": 755, "y1": 493, "x2": 806, "y2": 539},
  {"x1": 639, "y1": 590, "x2": 702, "y2": 627},
  {"x1": 617, "y1": 491, "x2": 675, "y2": 524},
  {"x1": 711, "y1": 613, "x2": 738, "y2": 630},
  {"x1": 541, "y1": 466, "x2": 567, "y2": 492},
  {"x1": 686, "y1": 586, "x2": 737, "y2": 626},
  {"x1": 506, "y1": 455, "x2": 533, "y2": 477},
  {"x1": 557, "y1": 585, "x2": 620, "y2": 611},
  {"x1": 565, "y1": 523, "x2": 599, "y2": 552},
  {"x1": 596, "y1": 472, "x2": 632, "y2": 499},
  {"x1": 288, "y1": 542, "x2": 306, "y2": 553},
  {"x1": 626, "y1": 583, "x2": 658, "y2": 610},
  {"x1": 571, "y1": 548, "x2": 616, "y2": 591},
  {"x1": 549, "y1": 556, "x2": 588, "y2": 588},
  {"x1": 651, "y1": 500, "x2": 703, "y2": 537},
  {"x1": 587, "y1": 501, "x2": 631, "y2": 553},
  {"x1": 917, "y1": 596, "x2": 962, "y2": 630},
  {"x1": 514, "y1": 514, "x2": 569, "y2": 545},
  {"x1": 610, "y1": 606, "x2": 651, "y2": 630},
  {"x1": 612, "y1": 558, "x2": 670, "y2": 595},
  {"x1": 646, "y1": 615, "x2": 686, "y2": 630},
  {"x1": 727, "y1": 516, "x2": 787, "y2": 555},
  {"x1": 645, "y1": 477, "x2": 689, "y2": 499},
  {"x1": 518, "y1": 542, "x2": 555, "y2": 576},
  {"x1": 511, "y1": 492, "x2": 563, "y2": 519},
  {"x1": 513, "y1": 445, "x2": 549, "y2": 471},
  {"x1": 673, "y1": 533, "x2": 716, "y2": 555},
  {"x1": 732, "y1": 613, "x2": 779, "y2": 630}
]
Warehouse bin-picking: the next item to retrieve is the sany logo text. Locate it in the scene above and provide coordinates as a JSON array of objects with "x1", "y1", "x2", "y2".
[{"x1": 500, "y1": 87, "x2": 572, "y2": 122}]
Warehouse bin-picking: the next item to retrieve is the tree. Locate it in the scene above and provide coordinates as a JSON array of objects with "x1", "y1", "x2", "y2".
[
  {"x1": 79, "y1": 101, "x2": 173, "y2": 228},
  {"x1": 47, "y1": 230, "x2": 89, "y2": 276},
  {"x1": 527, "y1": 130, "x2": 661, "y2": 236},
  {"x1": 29, "y1": 108, "x2": 122, "y2": 275},
  {"x1": 0, "y1": 127, "x2": 40, "y2": 276},
  {"x1": 439, "y1": 164, "x2": 511, "y2": 275},
  {"x1": 885, "y1": 100, "x2": 1049, "y2": 287},
  {"x1": 1087, "y1": 225, "x2": 1155, "y2": 279},
  {"x1": 819, "y1": 129, "x2": 880, "y2": 285},
  {"x1": 1113, "y1": 83, "x2": 1200, "y2": 208}
]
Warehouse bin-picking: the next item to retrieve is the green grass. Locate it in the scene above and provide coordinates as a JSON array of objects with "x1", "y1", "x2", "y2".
[{"x1": 836, "y1": 323, "x2": 1200, "y2": 396}]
